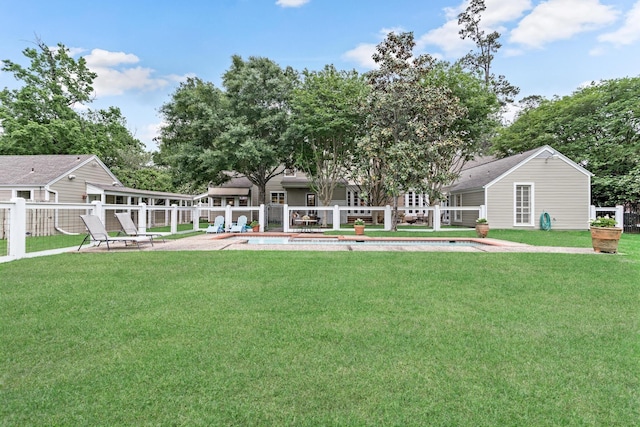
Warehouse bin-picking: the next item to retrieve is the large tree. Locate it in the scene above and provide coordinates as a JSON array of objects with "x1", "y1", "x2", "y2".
[
  {"x1": 289, "y1": 65, "x2": 367, "y2": 222},
  {"x1": 492, "y1": 76, "x2": 640, "y2": 207},
  {"x1": 422, "y1": 61, "x2": 500, "y2": 203},
  {"x1": 157, "y1": 77, "x2": 231, "y2": 193},
  {"x1": 222, "y1": 55, "x2": 298, "y2": 204},
  {"x1": 0, "y1": 39, "x2": 149, "y2": 184},
  {"x1": 357, "y1": 32, "x2": 466, "y2": 230},
  {"x1": 458, "y1": 0, "x2": 519, "y2": 105}
]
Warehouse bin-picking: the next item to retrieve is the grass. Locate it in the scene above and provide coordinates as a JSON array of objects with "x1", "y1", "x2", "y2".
[{"x1": 1, "y1": 232, "x2": 639, "y2": 425}]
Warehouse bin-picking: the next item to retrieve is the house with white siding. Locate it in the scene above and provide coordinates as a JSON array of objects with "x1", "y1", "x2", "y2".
[{"x1": 444, "y1": 145, "x2": 593, "y2": 230}]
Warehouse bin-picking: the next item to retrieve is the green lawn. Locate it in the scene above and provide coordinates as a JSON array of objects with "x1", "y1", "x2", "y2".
[{"x1": 1, "y1": 232, "x2": 639, "y2": 425}]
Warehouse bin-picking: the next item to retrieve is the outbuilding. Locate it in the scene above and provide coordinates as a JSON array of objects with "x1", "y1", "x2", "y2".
[{"x1": 445, "y1": 145, "x2": 593, "y2": 230}]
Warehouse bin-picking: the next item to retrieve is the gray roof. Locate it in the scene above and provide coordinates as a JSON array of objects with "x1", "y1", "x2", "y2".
[
  {"x1": 446, "y1": 146, "x2": 549, "y2": 193},
  {"x1": 88, "y1": 182, "x2": 194, "y2": 200},
  {"x1": 0, "y1": 154, "x2": 96, "y2": 186}
]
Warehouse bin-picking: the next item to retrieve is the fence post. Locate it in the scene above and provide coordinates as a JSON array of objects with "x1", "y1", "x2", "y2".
[
  {"x1": 384, "y1": 205, "x2": 392, "y2": 231},
  {"x1": 283, "y1": 204, "x2": 289, "y2": 233},
  {"x1": 333, "y1": 205, "x2": 341, "y2": 231},
  {"x1": 433, "y1": 205, "x2": 441, "y2": 231},
  {"x1": 138, "y1": 202, "x2": 147, "y2": 233},
  {"x1": 589, "y1": 205, "x2": 596, "y2": 219},
  {"x1": 170, "y1": 204, "x2": 178, "y2": 234},
  {"x1": 91, "y1": 200, "x2": 103, "y2": 221},
  {"x1": 259, "y1": 204, "x2": 265, "y2": 232},
  {"x1": 8, "y1": 198, "x2": 26, "y2": 259},
  {"x1": 479, "y1": 205, "x2": 487, "y2": 220},
  {"x1": 192, "y1": 204, "x2": 200, "y2": 232},
  {"x1": 225, "y1": 204, "x2": 233, "y2": 232},
  {"x1": 615, "y1": 205, "x2": 624, "y2": 233}
]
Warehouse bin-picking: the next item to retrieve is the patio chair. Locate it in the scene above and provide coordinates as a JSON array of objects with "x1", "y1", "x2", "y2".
[
  {"x1": 78, "y1": 214, "x2": 151, "y2": 251},
  {"x1": 114, "y1": 212, "x2": 166, "y2": 243},
  {"x1": 206, "y1": 215, "x2": 225, "y2": 233},
  {"x1": 229, "y1": 215, "x2": 248, "y2": 233}
]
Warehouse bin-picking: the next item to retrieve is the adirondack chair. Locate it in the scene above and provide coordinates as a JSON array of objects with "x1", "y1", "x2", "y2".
[
  {"x1": 206, "y1": 215, "x2": 225, "y2": 233},
  {"x1": 229, "y1": 215, "x2": 248, "y2": 233}
]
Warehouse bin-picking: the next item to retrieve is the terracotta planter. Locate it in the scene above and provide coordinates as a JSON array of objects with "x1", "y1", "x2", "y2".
[
  {"x1": 252, "y1": 225, "x2": 260, "y2": 232},
  {"x1": 475, "y1": 223, "x2": 489, "y2": 238},
  {"x1": 354, "y1": 225, "x2": 365, "y2": 235},
  {"x1": 590, "y1": 226, "x2": 622, "y2": 253}
]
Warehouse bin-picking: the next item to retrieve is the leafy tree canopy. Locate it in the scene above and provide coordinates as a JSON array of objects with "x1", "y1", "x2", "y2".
[
  {"x1": 0, "y1": 39, "x2": 152, "y2": 188},
  {"x1": 492, "y1": 76, "x2": 640, "y2": 207},
  {"x1": 158, "y1": 56, "x2": 298, "y2": 202},
  {"x1": 289, "y1": 65, "x2": 368, "y2": 210},
  {"x1": 356, "y1": 32, "x2": 466, "y2": 229}
]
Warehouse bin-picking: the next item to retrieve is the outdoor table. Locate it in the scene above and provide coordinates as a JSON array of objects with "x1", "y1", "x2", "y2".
[{"x1": 294, "y1": 219, "x2": 318, "y2": 232}]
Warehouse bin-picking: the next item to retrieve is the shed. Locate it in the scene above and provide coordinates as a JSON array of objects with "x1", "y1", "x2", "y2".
[{"x1": 445, "y1": 145, "x2": 593, "y2": 230}]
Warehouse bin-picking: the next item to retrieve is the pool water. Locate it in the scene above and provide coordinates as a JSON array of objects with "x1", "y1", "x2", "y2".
[{"x1": 229, "y1": 237, "x2": 485, "y2": 247}]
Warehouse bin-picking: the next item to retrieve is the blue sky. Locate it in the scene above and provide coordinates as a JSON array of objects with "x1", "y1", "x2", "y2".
[{"x1": 2, "y1": 0, "x2": 639, "y2": 151}]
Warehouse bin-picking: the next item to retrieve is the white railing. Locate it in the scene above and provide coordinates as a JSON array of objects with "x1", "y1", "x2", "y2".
[
  {"x1": 282, "y1": 204, "x2": 487, "y2": 232},
  {"x1": 590, "y1": 205, "x2": 624, "y2": 232},
  {"x1": 0, "y1": 199, "x2": 221, "y2": 262},
  {"x1": 2, "y1": 198, "x2": 488, "y2": 262}
]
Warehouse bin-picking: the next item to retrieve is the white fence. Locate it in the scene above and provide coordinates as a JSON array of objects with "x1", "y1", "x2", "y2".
[
  {"x1": 1, "y1": 199, "x2": 488, "y2": 262},
  {"x1": 590, "y1": 205, "x2": 624, "y2": 231}
]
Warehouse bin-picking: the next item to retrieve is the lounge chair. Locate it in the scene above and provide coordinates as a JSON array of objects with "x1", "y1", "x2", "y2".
[
  {"x1": 78, "y1": 214, "x2": 151, "y2": 251},
  {"x1": 114, "y1": 212, "x2": 166, "y2": 243},
  {"x1": 229, "y1": 215, "x2": 248, "y2": 233},
  {"x1": 206, "y1": 215, "x2": 225, "y2": 233}
]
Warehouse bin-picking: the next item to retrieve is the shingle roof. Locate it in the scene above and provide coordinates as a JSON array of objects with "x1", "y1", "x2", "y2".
[
  {"x1": 445, "y1": 147, "x2": 546, "y2": 193},
  {"x1": 88, "y1": 182, "x2": 194, "y2": 200},
  {"x1": 0, "y1": 154, "x2": 95, "y2": 186}
]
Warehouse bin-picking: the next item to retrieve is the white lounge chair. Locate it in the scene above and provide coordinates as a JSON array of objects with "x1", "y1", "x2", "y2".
[
  {"x1": 114, "y1": 212, "x2": 166, "y2": 242},
  {"x1": 229, "y1": 215, "x2": 248, "y2": 233},
  {"x1": 78, "y1": 214, "x2": 151, "y2": 251},
  {"x1": 206, "y1": 215, "x2": 225, "y2": 233}
]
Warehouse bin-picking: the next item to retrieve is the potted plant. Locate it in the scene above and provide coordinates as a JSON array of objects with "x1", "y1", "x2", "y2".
[
  {"x1": 354, "y1": 218, "x2": 365, "y2": 235},
  {"x1": 249, "y1": 220, "x2": 260, "y2": 232},
  {"x1": 475, "y1": 218, "x2": 489, "y2": 238},
  {"x1": 589, "y1": 216, "x2": 621, "y2": 253}
]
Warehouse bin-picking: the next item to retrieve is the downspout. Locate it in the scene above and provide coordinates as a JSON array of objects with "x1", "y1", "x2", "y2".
[{"x1": 45, "y1": 185, "x2": 79, "y2": 235}]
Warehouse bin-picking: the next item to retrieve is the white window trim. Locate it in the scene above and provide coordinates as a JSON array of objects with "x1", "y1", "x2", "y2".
[
  {"x1": 453, "y1": 194, "x2": 462, "y2": 222},
  {"x1": 270, "y1": 191, "x2": 286, "y2": 204},
  {"x1": 513, "y1": 182, "x2": 535, "y2": 226},
  {"x1": 13, "y1": 189, "x2": 33, "y2": 200}
]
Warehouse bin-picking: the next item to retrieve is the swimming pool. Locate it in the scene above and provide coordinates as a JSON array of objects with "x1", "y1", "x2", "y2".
[{"x1": 227, "y1": 236, "x2": 487, "y2": 247}]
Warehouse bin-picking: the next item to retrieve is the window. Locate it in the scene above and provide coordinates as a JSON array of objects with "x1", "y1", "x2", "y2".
[
  {"x1": 271, "y1": 192, "x2": 285, "y2": 204},
  {"x1": 453, "y1": 194, "x2": 462, "y2": 222},
  {"x1": 212, "y1": 197, "x2": 222, "y2": 207},
  {"x1": 284, "y1": 168, "x2": 296, "y2": 177},
  {"x1": 238, "y1": 196, "x2": 248, "y2": 207},
  {"x1": 515, "y1": 183, "x2": 534, "y2": 226},
  {"x1": 16, "y1": 190, "x2": 32, "y2": 200}
]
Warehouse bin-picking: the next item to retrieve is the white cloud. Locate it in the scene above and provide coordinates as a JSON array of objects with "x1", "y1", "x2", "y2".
[
  {"x1": 598, "y1": 0, "x2": 640, "y2": 46},
  {"x1": 84, "y1": 48, "x2": 139, "y2": 67},
  {"x1": 81, "y1": 48, "x2": 188, "y2": 97},
  {"x1": 417, "y1": 19, "x2": 472, "y2": 58},
  {"x1": 342, "y1": 27, "x2": 405, "y2": 69},
  {"x1": 417, "y1": 0, "x2": 531, "y2": 58},
  {"x1": 139, "y1": 122, "x2": 164, "y2": 151},
  {"x1": 275, "y1": 0, "x2": 309, "y2": 7},
  {"x1": 510, "y1": 0, "x2": 619, "y2": 49},
  {"x1": 342, "y1": 43, "x2": 378, "y2": 69},
  {"x1": 481, "y1": 0, "x2": 533, "y2": 27}
]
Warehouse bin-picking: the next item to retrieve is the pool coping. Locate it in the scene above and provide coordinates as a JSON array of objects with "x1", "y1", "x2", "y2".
[{"x1": 78, "y1": 232, "x2": 598, "y2": 254}]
